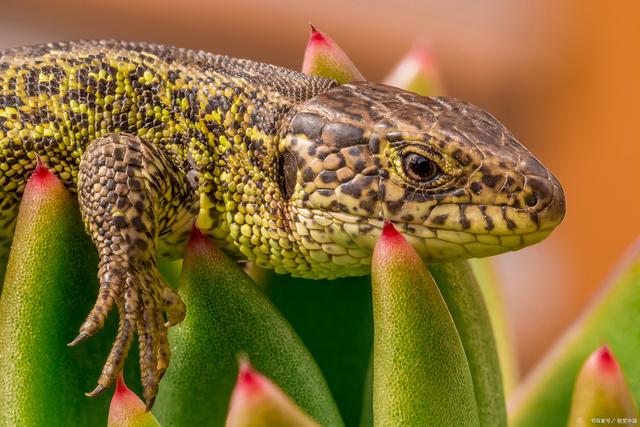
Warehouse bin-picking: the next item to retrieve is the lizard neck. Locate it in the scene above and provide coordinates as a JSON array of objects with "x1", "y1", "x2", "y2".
[{"x1": 187, "y1": 56, "x2": 337, "y2": 258}]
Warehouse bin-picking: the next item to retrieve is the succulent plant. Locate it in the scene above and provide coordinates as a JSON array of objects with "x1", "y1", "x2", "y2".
[{"x1": 0, "y1": 26, "x2": 638, "y2": 427}]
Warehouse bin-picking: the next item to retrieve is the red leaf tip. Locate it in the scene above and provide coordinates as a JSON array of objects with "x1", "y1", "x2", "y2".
[
  {"x1": 237, "y1": 357, "x2": 263, "y2": 394},
  {"x1": 115, "y1": 373, "x2": 128, "y2": 396},
  {"x1": 409, "y1": 43, "x2": 437, "y2": 67},
  {"x1": 594, "y1": 345, "x2": 618, "y2": 373},
  {"x1": 308, "y1": 25, "x2": 329, "y2": 45},
  {"x1": 238, "y1": 360, "x2": 256, "y2": 381},
  {"x1": 382, "y1": 220, "x2": 400, "y2": 237},
  {"x1": 25, "y1": 157, "x2": 61, "y2": 192},
  {"x1": 187, "y1": 223, "x2": 209, "y2": 248},
  {"x1": 32, "y1": 158, "x2": 55, "y2": 181}
]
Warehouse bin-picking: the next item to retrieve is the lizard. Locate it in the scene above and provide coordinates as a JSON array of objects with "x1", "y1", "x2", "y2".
[{"x1": 0, "y1": 40, "x2": 565, "y2": 409}]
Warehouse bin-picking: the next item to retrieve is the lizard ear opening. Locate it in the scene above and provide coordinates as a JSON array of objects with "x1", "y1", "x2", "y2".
[{"x1": 277, "y1": 150, "x2": 297, "y2": 200}]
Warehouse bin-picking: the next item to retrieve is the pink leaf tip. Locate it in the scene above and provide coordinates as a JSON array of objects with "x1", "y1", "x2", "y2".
[
  {"x1": 384, "y1": 42, "x2": 444, "y2": 96},
  {"x1": 380, "y1": 220, "x2": 407, "y2": 247},
  {"x1": 115, "y1": 373, "x2": 129, "y2": 396},
  {"x1": 236, "y1": 357, "x2": 262, "y2": 395},
  {"x1": 309, "y1": 24, "x2": 325, "y2": 44},
  {"x1": 382, "y1": 220, "x2": 399, "y2": 238},
  {"x1": 187, "y1": 223, "x2": 212, "y2": 252},
  {"x1": 108, "y1": 373, "x2": 160, "y2": 427},
  {"x1": 29, "y1": 159, "x2": 58, "y2": 187},
  {"x1": 593, "y1": 345, "x2": 617, "y2": 373},
  {"x1": 301, "y1": 25, "x2": 364, "y2": 84},
  {"x1": 225, "y1": 358, "x2": 320, "y2": 427}
]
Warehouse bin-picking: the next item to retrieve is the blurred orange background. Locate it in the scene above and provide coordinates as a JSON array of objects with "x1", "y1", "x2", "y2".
[{"x1": 0, "y1": 0, "x2": 638, "y2": 377}]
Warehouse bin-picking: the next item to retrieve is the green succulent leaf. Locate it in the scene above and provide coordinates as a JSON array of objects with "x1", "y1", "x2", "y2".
[
  {"x1": 158, "y1": 259, "x2": 182, "y2": 289},
  {"x1": 428, "y1": 261, "x2": 508, "y2": 427},
  {"x1": 0, "y1": 165, "x2": 137, "y2": 424},
  {"x1": 262, "y1": 273, "x2": 372, "y2": 427},
  {"x1": 358, "y1": 355, "x2": 373, "y2": 427},
  {"x1": 566, "y1": 345, "x2": 638, "y2": 426},
  {"x1": 152, "y1": 230, "x2": 343, "y2": 427},
  {"x1": 371, "y1": 222, "x2": 480, "y2": 426},
  {"x1": 509, "y1": 240, "x2": 640, "y2": 427},
  {"x1": 468, "y1": 258, "x2": 518, "y2": 395}
]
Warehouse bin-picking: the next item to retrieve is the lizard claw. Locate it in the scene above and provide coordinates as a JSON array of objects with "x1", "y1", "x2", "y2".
[
  {"x1": 77, "y1": 269, "x2": 184, "y2": 409},
  {"x1": 137, "y1": 284, "x2": 162, "y2": 410},
  {"x1": 90, "y1": 299, "x2": 136, "y2": 396},
  {"x1": 145, "y1": 396, "x2": 157, "y2": 413},
  {"x1": 73, "y1": 266, "x2": 120, "y2": 342},
  {"x1": 85, "y1": 383, "x2": 106, "y2": 398},
  {"x1": 68, "y1": 331, "x2": 89, "y2": 347}
]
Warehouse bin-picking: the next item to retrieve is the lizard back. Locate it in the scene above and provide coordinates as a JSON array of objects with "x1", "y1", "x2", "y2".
[{"x1": 0, "y1": 40, "x2": 337, "y2": 195}]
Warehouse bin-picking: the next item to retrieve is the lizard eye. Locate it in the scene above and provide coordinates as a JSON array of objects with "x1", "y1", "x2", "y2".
[{"x1": 402, "y1": 153, "x2": 442, "y2": 183}]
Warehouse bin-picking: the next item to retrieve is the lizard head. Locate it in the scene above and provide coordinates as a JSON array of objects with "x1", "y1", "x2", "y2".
[{"x1": 276, "y1": 81, "x2": 565, "y2": 278}]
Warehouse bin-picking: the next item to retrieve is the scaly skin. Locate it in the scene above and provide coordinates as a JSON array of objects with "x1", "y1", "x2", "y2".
[{"x1": 0, "y1": 40, "x2": 565, "y2": 407}]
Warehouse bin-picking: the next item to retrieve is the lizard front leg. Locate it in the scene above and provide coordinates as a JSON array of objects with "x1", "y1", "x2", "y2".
[{"x1": 71, "y1": 133, "x2": 197, "y2": 408}]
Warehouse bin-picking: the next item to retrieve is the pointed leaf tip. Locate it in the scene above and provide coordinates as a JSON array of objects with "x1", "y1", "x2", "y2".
[
  {"x1": 382, "y1": 220, "x2": 399, "y2": 238},
  {"x1": 374, "y1": 221, "x2": 417, "y2": 263},
  {"x1": 115, "y1": 374, "x2": 128, "y2": 396},
  {"x1": 302, "y1": 25, "x2": 364, "y2": 84},
  {"x1": 26, "y1": 161, "x2": 60, "y2": 190},
  {"x1": 226, "y1": 360, "x2": 320, "y2": 427},
  {"x1": 567, "y1": 346, "x2": 639, "y2": 427},
  {"x1": 384, "y1": 43, "x2": 444, "y2": 97},
  {"x1": 108, "y1": 374, "x2": 160, "y2": 427},
  {"x1": 593, "y1": 345, "x2": 617, "y2": 373},
  {"x1": 236, "y1": 359, "x2": 262, "y2": 395},
  {"x1": 308, "y1": 24, "x2": 323, "y2": 42},
  {"x1": 187, "y1": 224, "x2": 210, "y2": 251}
]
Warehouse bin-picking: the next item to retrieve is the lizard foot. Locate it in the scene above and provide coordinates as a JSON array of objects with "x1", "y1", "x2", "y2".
[{"x1": 73, "y1": 134, "x2": 194, "y2": 409}]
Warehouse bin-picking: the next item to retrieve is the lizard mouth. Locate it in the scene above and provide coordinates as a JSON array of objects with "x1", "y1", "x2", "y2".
[{"x1": 295, "y1": 197, "x2": 562, "y2": 266}]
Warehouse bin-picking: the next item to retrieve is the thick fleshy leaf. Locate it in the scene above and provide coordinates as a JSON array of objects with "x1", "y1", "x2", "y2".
[
  {"x1": 153, "y1": 230, "x2": 343, "y2": 427},
  {"x1": 0, "y1": 251, "x2": 8, "y2": 292},
  {"x1": 358, "y1": 356, "x2": 373, "y2": 427},
  {"x1": 509, "y1": 239, "x2": 640, "y2": 427},
  {"x1": 0, "y1": 165, "x2": 138, "y2": 424},
  {"x1": 383, "y1": 44, "x2": 444, "y2": 95},
  {"x1": 371, "y1": 222, "x2": 480, "y2": 426},
  {"x1": 109, "y1": 375, "x2": 161, "y2": 427},
  {"x1": 301, "y1": 25, "x2": 364, "y2": 84},
  {"x1": 428, "y1": 261, "x2": 507, "y2": 427},
  {"x1": 157, "y1": 258, "x2": 182, "y2": 289},
  {"x1": 261, "y1": 273, "x2": 372, "y2": 427},
  {"x1": 567, "y1": 346, "x2": 638, "y2": 426},
  {"x1": 225, "y1": 360, "x2": 320, "y2": 427},
  {"x1": 468, "y1": 258, "x2": 518, "y2": 395}
]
